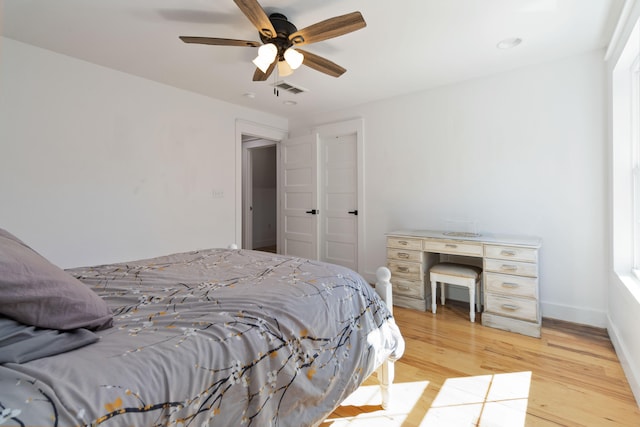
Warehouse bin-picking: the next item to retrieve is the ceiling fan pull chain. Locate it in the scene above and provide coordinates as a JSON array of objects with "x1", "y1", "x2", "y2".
[{"x1": 273, "y1": 67, "x2": 279, "y2": 96}]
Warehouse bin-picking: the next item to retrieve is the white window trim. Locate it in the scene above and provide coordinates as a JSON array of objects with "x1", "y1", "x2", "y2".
[{"x1": 631, "y1": 55, "x2": 640, "y2": 276}]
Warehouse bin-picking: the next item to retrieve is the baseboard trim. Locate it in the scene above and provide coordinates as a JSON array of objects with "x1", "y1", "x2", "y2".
[
  {"x1": 540, "y1": 300, "x2": 608, "y2": 328},
  {"x1": 607, "y1": 314, "x2": 640, "y2": 407}
]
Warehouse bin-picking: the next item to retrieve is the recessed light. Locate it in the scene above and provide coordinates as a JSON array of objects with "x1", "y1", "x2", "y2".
[
  {"x1": 283, "y1": 100, "x2": 297, "y2": 106},
  {"x1": 497, "y1": 37, "x2": 522, "y2": 49},
  {"x1": 243, "y1": 92, "x2": 256, "y2": 99}
]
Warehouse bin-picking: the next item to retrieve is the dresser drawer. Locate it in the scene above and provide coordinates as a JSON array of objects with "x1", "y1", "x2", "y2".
[
  {"x1": 484, "y1": 258, "x2": 537, "y2": 278},
  {"x1": 391, "y1": 278, "x2": 425, "y2": 299},
  {"x1": 484, "y1": 244, "x2": 538, "y2": 263},
  {"x1": 423, "y1": 240, "x2": 483, "y2": 257},
  {"x1": 485, "y1": 272, "x2": 538, "y2": 299},
  {"x1": 485, "y1": 294, "x2": 538, "y2": 322},
  {"x1": 387, "y1": 260, "x2": 424, "y2": 280},
  {"x1": 387, "y1": 236, "x2": 423, "y2": 250},
  {"x1": 387, "y1": 248, "x2": 423, "y2": 262}
]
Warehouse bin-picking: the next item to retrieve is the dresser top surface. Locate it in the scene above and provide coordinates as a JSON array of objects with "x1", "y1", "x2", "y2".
[{"x1": 387, "y1": 229, "x2": 542, "y2": 248}]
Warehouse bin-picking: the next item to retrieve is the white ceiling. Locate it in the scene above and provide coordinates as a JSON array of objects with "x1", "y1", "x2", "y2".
[{"x1": 2, "y1": 0, "x2": 625, "y2": 121}]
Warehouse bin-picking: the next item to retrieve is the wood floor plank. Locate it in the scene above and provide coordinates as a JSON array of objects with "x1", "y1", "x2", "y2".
[{"x1": 323, "y1": 304, "x2": 640, "y2": 426}]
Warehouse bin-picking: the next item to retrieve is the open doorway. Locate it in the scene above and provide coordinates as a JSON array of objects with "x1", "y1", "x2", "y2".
[{"x1": 242, "y1": 137, "x2": 277, "y2": 252}]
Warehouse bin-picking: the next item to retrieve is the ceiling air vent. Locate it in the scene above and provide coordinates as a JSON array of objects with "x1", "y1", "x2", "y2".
[{"x1": 272, "y1": 80, "x2": 308, "y2": 95}]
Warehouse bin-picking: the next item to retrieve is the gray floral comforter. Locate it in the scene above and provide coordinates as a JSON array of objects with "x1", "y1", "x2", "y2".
[{"x1": 0, "y1": 249, "x2": 404, "y2": 426}]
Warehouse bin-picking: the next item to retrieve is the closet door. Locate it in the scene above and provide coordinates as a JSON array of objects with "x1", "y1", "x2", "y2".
[{"x1": 279, "y1": 134, "x2": 319, "y2": 260}]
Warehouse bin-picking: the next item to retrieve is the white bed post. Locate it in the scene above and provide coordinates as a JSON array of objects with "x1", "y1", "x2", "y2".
[
  {"x1": 375, "y1": 266, "x2": 394, "y2": 409},
  {"x1": 375, "y1": 267, "x2": 393, "y2": 314}
]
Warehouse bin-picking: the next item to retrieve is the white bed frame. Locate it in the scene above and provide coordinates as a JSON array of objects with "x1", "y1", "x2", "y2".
[
  {"x1": 228, "y1": 245, "x2": 395, "y2": 410},
  {"x1": 374, "y1": 266, "x2": 395, "y2": 409}
]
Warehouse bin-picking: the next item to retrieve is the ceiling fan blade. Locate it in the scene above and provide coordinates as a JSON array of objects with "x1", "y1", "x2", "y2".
[
  {"x1": 297, "y1": 49, "x2": 346, "y2": 78},
  {"x1": 179, "y1": 36, "x2": 260, "y2": 47},
  {"x1": 233, "y1": 0, "x2": 277, "y2": 39},
  {"x1": 253, "y1": 61, "x2": 276, "y2": 81},
  {"x1": 289, "y1": 11, "x2": 366, "y2": 46}
]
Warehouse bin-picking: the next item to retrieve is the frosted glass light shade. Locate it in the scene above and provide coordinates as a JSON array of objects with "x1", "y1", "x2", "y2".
[
  {"x1": 252, "y1": 43, "x2": 277, "y2": 73},
  {"x1": 277, "y1": 60, "x2": 293, "y2": 77},
  {"x1": 284, "y1": 48, "x2": 304, "y2": 70},
  {"x1": 252, "y1": 55, "x2": 272, "y2": 73}
]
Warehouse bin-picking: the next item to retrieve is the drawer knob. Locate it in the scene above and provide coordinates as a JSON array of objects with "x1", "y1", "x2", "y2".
[
  {"x1": 445, "y1": 244, "x2": 458, "y2": 248},
  {"x1": 398, "y1": 252, "x2": 410, "y2": 259},
  {"x1": 501, "y1": 303, "x2": 520, "y2": 311},
  {"x1": 398, "y1": 285, "x2": 410, "y2": 290},
  {"x1": 500, "y1": 265, "x2": 518, "y2": 272},
  {"x1": 397, "y1": 266, "x2": 409, "y2": 272},
  {"x1": 398, "y1": 240, "x2": 408, "y2": 245},
  {"x1": 501, "y1": 250, "x2": 517, "y2": 257}
]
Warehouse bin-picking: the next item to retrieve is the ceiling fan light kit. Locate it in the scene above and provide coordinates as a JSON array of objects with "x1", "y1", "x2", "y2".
[
  {"x1": 252, "y1": 44, "x2": 303, "y2": 74},
  {"x1": 179, "y1": 0, "x2": 366, "y2": 81}
]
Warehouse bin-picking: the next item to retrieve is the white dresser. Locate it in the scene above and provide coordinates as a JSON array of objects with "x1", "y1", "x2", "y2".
[{"x1": 386, "y1": 230, "x2": 542, "y2": 337}]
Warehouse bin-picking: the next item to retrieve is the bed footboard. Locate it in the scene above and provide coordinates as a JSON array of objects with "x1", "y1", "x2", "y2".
[
  {"x1": 229, "y1": 246, "x2": 396, "y2": 410},
  {"x1": 375, "y1": 266, "x2": 395, "y2": 409}
]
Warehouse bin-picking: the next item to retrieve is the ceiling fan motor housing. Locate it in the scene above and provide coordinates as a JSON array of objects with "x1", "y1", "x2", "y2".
[{"x1": 260, "y1": 13, "x2": 298, "y2": 58}]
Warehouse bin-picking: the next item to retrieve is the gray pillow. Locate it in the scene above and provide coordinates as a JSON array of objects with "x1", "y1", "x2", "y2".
[{"x1": 0, "y1": 228, "x2": 113, "y2": 331}]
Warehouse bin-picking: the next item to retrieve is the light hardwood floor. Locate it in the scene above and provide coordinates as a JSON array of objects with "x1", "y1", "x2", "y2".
[{"x1": 323, "y1": 303, "x2": 640, "y2": 426}]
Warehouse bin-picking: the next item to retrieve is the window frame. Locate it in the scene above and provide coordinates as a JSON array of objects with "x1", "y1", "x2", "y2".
[
  {"x1": 612, "y1": 12, "x2": 640, "y2": 283},
  {"x1": 631, "y1": 55, "x2": 640, "y2": 278}
]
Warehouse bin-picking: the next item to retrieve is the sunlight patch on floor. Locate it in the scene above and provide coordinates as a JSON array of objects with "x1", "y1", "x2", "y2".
[
  {"x1": 322, "y1": 381, "x2": 430, "y2": 426},
  {"x1": 323, "y1": 371, "x2": 531, "y2": 426},
  {"x1": 422, "y1": 371, "x2": 531, "y2": 427}
]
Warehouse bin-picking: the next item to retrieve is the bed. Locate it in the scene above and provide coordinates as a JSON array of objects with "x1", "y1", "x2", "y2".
[{"x1": 0, "y1": 228, "x2": 404, "y2": 426}]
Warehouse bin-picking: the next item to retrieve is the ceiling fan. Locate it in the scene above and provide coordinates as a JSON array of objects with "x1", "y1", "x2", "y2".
[{"x1": 179, "y1": 0, "x2": 366, "y2": 81}]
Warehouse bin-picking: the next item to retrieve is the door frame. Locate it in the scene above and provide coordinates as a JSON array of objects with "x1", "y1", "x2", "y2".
[
  {"x1": 235, "y1": 120, "x2": 287, "y2": 249},
  {"x1": 313, "y1": 118, "x2": 365, "y2": 273}
]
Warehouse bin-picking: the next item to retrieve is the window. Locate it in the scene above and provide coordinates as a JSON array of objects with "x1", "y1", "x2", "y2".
[
  {"x1": 632, "y1": 56, "x2": 640, "y2": 275},
  {"x1": 612, "y1": 15, "x2": 640, "y2": 279}
]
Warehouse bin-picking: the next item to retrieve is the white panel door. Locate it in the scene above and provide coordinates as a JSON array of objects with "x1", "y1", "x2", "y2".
[
  {"x1": 280, "y1": 134, "x2": 319, "y2": 259},
  {"x1": 320, "y1": 134, "x2": 358, "y2": 271}
]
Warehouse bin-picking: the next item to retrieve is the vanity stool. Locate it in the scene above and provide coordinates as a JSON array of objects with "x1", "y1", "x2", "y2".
[{"x1": 430, "y1": 263, "x2": 482, "y2": 322}]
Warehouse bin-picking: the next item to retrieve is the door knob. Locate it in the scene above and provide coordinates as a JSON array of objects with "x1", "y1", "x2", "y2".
[
  {"x1": 348, "y1": 210, "x2": 358, "y2": 216},
  {"x1": 305, "y1": 209, "x2": 318, "y2": 215}
]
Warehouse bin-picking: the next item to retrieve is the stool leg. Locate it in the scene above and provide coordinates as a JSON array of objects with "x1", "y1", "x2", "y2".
[
  {"x1": 431, "y1": 280, "x2": 437, "y2": 314},
  {"x1": 441, "y1": 282, "x2": 446, "y2": 306},
  {"x1": 469, "y1": 285, "x2": 476, "y2": 323}
]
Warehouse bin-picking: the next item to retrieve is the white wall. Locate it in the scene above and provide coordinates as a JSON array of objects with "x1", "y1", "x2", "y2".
[
  {"x1": 0, "y1": 37, "x2": 287, "y2": 268},
  {"x1": 291, "y1": 50, "x2": 608, "y2": 327}
]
